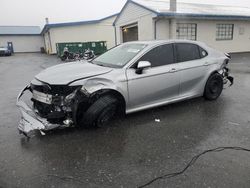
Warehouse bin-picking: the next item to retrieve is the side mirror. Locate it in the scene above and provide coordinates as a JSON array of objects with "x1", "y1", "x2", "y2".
[{"x1": 136, "y1": 61, "x2": 151, "y2": 74}]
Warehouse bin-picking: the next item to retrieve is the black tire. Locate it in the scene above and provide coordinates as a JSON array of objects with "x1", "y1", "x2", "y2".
[
  {"x1": 204, "y1": 73, "x2": 223, "y2": 100},
  {"x1": 61, "y1": 55, "x2": 66, "y2": 61},
  {"x1": 79, "y1": 95, "x2": 118, "y2": 128}
]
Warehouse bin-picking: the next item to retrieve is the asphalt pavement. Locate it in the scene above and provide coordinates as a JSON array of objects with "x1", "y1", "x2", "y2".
[{"x1": 0, "y1": 53, "x2": 250, "y2": 188}]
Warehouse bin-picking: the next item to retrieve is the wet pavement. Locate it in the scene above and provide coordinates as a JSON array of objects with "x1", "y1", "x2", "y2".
[{"x1": 0, "y1": 53, "x2": 250, "y2": 188}]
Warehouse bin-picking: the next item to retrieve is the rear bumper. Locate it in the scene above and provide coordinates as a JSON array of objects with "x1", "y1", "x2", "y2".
[{"x1": 16, "y1": 85, "x2": 63, "y2": 137}]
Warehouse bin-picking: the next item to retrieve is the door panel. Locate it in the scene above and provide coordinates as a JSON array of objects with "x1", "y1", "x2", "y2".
[
  {"x1": 126, "y1": 64, "x2": 180, "y2": 109},
  {"x1": 175, "y1": 43, "x2": 208, "y2": 97},
  {"x1": 179, "y1": 60, "x2": 206, "y2": 96},
  {"x1": 126, "y1": 43, "x2": 180, "y2": 110}
]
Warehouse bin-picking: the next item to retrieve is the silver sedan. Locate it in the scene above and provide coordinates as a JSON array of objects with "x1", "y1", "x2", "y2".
[{"x1": 17, "y1": 40, "x2": 233, "y2": 137}]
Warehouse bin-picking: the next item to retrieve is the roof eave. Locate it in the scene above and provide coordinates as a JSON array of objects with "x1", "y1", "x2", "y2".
[
  {"x1": 113, "y1": 0, "x2": 159, "y2": 25},
  {"x1": 157, "y1": 12, "x2": 250, "y2": 20},
  {"x1": 0, "y1": 34, "x2": 41, "y2": 36},
  {"x1": 113, "y1": 0, "x2": 250, "y2": 23},
  {"x1": 41, "y1": 13, "x2": 118, "y2": 34}
]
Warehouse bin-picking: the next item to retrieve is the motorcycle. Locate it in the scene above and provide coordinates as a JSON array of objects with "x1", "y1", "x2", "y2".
[
  {"x1": 83, "y1": 49, "x2": 95, "y2": 61},
  {"x1": 60, "y1": 47, "x2": 96, "y2": 62},
  {"x1": 73, "y1": 51, "x2": 84, "y2": 61},
  {"x1": 60, "y1": 47, "x2": 75, "y2": 61}
]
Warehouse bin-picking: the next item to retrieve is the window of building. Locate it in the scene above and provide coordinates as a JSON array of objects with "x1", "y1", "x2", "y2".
[
  {"x1": 216, "y1": 24, "x2": 234, "y2": 40},
  {"x1": 175, "y1": 43, "x2": 201, "y2": 62},
  {"x1": 176, "y1": 23, "x2": 197, "y2": 41},
  {"x1": 137, "y1": 44, "x2": 174, "y2": 67}
]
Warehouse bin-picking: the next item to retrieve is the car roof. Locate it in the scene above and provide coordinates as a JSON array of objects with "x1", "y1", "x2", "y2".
[{"x1": 124, "y1": 39, "x2": 206, "y2": 47}]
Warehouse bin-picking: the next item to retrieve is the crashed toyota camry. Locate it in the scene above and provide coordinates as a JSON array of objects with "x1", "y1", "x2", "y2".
[{"x1": 16, "y1": 40, "x2": 233, "y2": 137}]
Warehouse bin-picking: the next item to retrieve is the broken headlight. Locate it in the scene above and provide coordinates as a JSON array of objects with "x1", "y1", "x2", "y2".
[
  {"x1": 64, "y1": 89, "x2": 78, "y2": 103},
  {"x1": 80, "y1": 87, "x2": 90, "y2": 96}
]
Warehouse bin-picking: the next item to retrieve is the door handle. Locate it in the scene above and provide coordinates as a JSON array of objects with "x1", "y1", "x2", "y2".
[
  {"x1": 169, "y1": 68, "x2": 177, "y2": 73},
  {"x1": 204, "y1": 62, "x2": 209, "y2": 66}
]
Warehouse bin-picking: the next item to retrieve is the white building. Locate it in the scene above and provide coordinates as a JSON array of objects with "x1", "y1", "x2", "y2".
[
  {"x1": 114, "y1": 0, "x2": 250, "y2": 53},
  {"x1": 0, "y1": 26, "x2": 44, "y2": 53},
  {"x1": 42, "y1": 14, "x2": 117, "y2": 54}
]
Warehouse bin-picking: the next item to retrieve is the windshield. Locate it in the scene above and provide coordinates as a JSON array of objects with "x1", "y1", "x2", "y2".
[{"x1": 92, "y1": 43, "x2": 147, "y2": 68}]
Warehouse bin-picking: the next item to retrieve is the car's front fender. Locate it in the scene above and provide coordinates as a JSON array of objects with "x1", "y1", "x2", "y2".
[{"x1": 69, "y1": 74, "x2": 129, "y2": 105}]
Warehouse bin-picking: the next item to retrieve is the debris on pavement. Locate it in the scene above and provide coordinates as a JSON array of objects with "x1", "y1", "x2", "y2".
[
  {"x1": 155, "y1": 119, "x2": 161, "y2": 123},
  {"x1": 228, "y1": 122, "x2": 240, "y2": 126}
]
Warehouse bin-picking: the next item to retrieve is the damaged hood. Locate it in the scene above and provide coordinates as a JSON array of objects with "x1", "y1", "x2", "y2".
[{"x1": 35, "y1": 61, "x2": 112, "y2": 85}]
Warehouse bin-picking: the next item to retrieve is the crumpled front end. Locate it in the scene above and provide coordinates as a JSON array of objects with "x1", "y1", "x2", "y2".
[
  {"x1": 16, "y1": 85, "x2": 66, "y2": 137},
  {"x1": 16, "y1": 83, "x2": 87, "y2": 137}
]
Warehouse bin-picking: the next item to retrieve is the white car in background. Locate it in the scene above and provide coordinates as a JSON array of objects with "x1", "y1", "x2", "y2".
[{"x1": 0, "y1": 46, "x2": 11, "y2": 56}]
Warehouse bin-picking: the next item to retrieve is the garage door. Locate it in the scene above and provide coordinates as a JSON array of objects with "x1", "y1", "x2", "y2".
[{"x1": 122, "y1": 24, "x2": 138, "y2": 42}]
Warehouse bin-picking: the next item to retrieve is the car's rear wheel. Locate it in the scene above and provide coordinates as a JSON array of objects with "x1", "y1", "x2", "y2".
[
  {"x1": 204, "y1": 73, "x2": 223, "y2": 100},
  {"x1": 78, "y1": 95, "x2": 119, "y2": 128}
]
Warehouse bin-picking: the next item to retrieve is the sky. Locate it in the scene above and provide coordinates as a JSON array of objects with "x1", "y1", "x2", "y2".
[{"x1": 1, "y1": 0, "x2": 250, "y2": 29}]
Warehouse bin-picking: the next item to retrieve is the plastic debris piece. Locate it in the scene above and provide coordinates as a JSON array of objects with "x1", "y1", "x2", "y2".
[
  {"x1": 228, "y1": 122, "x2": 240, "y2": 126},
  {"x1": 40, "y1": 130, "x2": 46, "y2": 136},
  {"x1": 155, "y1": 119, "x2": 160, "y2": 123}
]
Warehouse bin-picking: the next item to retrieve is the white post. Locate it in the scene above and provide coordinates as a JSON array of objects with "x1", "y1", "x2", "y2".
[
  {"x1": 170, "y1": 0, "x2": 177, "y2": 12},
  {"x1": 169, "y1": 19, "x2": 177, "y2": 39}
]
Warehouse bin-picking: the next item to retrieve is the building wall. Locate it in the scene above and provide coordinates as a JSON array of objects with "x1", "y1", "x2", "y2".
[
  {"x1": 156, "y1": 19, "x2": 170, "y2": 40},
  {"x1": 115, "y1": 1, "x2": 250, "y2": 53},
  {"x1": 43, "y1": 32, "x2": 52, "y2": 54},
  {"x1": 0, "y1": 35, "x2": 44, "y2": 52},
  {"x1": 45, "y1": 16, "x2": 116, "y2": 54},
  {"x1": 156, "y1": 18, "x2": 250, "y2": 53},
  {"x1": 196, "y1": 20, "x2": 250, "y2": 53},
  {"x1": 138, "y1": 14, "x2": 155, "y2": 41},
  {"x1": 115, "y1": 2, "x2": 156, "y2": 44}
]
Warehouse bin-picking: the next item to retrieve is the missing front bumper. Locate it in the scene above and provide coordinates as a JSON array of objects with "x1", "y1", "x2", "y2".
[{"x1": 16, "y1": 85, "x2": 67, "y2": 137}]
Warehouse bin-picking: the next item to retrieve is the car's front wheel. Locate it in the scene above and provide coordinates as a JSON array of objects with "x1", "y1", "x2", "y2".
[
  {"x1": 79, "y1": 95, "x2": 119, "y2": 128},
  {"x1": 204, "y1": 73, "x2": 223, "y2": 100}
]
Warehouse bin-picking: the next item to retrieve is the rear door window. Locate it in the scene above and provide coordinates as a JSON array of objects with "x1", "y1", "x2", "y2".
[
  {"x1": 199, "y1": 47, "x2": 208, "y2": 58},
  {"x1": 176, "y1": 43, "x2": 201, "y2": 62}
]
